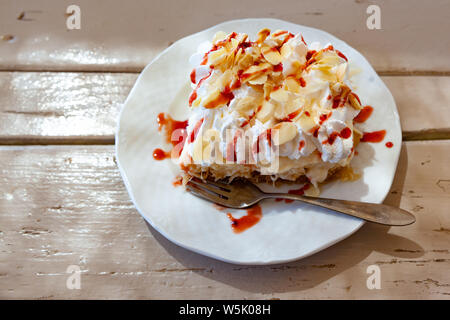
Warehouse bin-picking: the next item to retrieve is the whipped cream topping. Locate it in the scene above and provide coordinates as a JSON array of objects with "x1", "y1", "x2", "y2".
[{"x1": 179, "y1": 29, "x2": 363, "y2": 182}]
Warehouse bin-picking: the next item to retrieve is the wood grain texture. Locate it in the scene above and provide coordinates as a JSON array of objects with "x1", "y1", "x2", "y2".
[
  {"x1": 0, "y1": 72, "x2": 137, "y2": 143},
  {"x1": 1, "y1": 0, "x2": 450, "y2": 73},
  {"x1": 1, "y1": 72, "x2": 449, "y2": 144},
  {"x1": 0, "y1": 142, "x2": 448, "y2": 299}
]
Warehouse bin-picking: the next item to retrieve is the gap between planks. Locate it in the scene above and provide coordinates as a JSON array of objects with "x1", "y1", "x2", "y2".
[
  {"x1": 2, "y1": 66, "x2": 450, "y2": 77},
  {"x1": 1, "y1": 133, "x2": 450, "y2": 146}
]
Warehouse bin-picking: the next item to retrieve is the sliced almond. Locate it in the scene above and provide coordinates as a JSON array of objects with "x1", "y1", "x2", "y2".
[
  {"x1": 235, "y1": 33, "x2": 248, "y2": 44},
  {"x1": 263, "y1": 81, "x2": 274, "y2": 100},
  {"x1": 270, "y1": 87, "x2": 289, "y2": 102},
  {"x1": 256, "y1": 100, "x2": 274, "y2": 123},
  {"x1": 261, "y1": 45, "x2": 282, "y2": 65},
  {"x1": 202, "y1": 89, "x2": 221, "y2": 108},
  {"x1": 237, "y1": 52, "x2": 253, "y2": 69},
  {"x1": 212, "y1": 31, "x2": 227, "y2": 44},
  {"x1": 280, "y1": 42, "x2": 293, "y2": 58},
  {"x1": 208, "y1": 47, "x2": 227, "y2": 66},
  {"x1": 336, "y1": 62, "x2": 348, "y2": 82},
  {"x1": 248, "y1": 74, "x2": 267, "y2": 85},
  {"x1": 216, "y1": 69, "x2": 233, "y2": 89},
  {"x1": 348, "y1": 92, "x2": 362, "y2": 110},
  {"x1": 317, "y1": 53, "x2": 340, "y2": 67},
  {"x1": 296, "y1": 113, "x2": 316, "y2": 132},
  {"x1": 241, "y1": 62, "x2": 271, "y2": 82},
  {"x1": 256, "y1": 28, "x2": 271, "y2": 44},
  {"x1": 271, "y1": 122, "x2": 297, "y2": 145},
  {"x1": 273, "y1": 102, "x2": 285, "y2": 119},
  {"x1": 235, "y1": 96, "x2": 256, "y2": 112},
  {"x1": 285, "y1": 76, "x2": 301, "y2": 93}
]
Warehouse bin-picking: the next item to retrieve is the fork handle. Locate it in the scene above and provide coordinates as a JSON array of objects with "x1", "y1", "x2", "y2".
[{"x1": 264, "y1": 193, "x2": 415, "y2": 226}]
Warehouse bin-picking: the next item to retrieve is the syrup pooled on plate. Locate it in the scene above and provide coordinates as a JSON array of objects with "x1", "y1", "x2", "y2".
[
  {"x1": 153, "y1": 112, "x2": 188, "y2": 160},
  {"x1": 227, "y1": 204, "x2": 263, "y2": 233}
]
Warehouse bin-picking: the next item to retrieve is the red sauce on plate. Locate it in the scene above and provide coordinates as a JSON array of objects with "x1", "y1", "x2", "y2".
[
  {"x1": 277, "y1": 184, "x2": 311, "y2": 203},
  {"x1": 353, "y1": 106, "x2": 373, "y2": 123},
  {"x1": 153, "y1": 148, "x2": 170, "y2": 160},
  {"x1": 385, "y1": 141, "x2": 394, "y2": 148},
  {"x1": 172, "y1": 176, "x2": 183, "y2": 187},
  {"x1": 361, "y1": 130, "x2": 386, "y2": 143},
  {"x1": 227, "y1": 204, "x2": 262, "y2": 233},
  {"x1": 190, "y1": 69, "x2": 196, "y2": 84},
  {"x1": 154, "y1": 113, "x2": 188, "y2": 160}
]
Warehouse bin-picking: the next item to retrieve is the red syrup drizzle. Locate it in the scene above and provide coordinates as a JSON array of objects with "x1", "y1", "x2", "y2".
[
  {"x1": 275, "y1": 184, "x2": 310, "y2": 203},
  {"x1": 153, "y1": 148, "x2": 171, "y2": 160},
  {"x1": 189, "y1": 69, "x2": 213, "y2": 106},
  {"x1": 188, "y1": 118, "x2": 204, "y2": 144},
  {"x1": 190, "y1": 69, "x2": 196, "y2": 84},
  {"x1": 153, "y1": 112, "x2": 188, "y2": 160},
  {"x1": 226, "y1": 204, "x2": 263, "y2": 233},
  {"x1": 353, "y1": 106, "x2": 373, "y2": 123},
  {"x1": 361, "y1": 130, "x2": 386, "y2": 143},
  {"x1": 282, "y1": 108, "x2": 302, "y2": 122},
  {"x1": 172, "y1": 176, "x2": 183, "y2": 187},
  {"x1": 385, "y1": 141, "x2": 394, "y2": 148}
]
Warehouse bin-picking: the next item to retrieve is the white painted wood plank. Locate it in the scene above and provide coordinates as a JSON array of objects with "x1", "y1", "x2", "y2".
[
  {"x1": 1, "y1": 72, "x2": 448, "y2": 143},
  {"x1": 0, "y1": 142, "x2": 448, "y2": 299},
  {"x1": 1, "y1": 0, "x2": 449, "y2": 72}
]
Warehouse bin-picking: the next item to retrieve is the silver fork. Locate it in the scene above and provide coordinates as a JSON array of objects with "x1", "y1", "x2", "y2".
[{"x1": 187, "y1": 179, "x2": 416, "y2": 226}]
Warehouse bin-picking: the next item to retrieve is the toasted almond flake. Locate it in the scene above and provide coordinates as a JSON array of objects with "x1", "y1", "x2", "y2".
[
  {"x1": 296, "y1": 113, "x2": 316, "y2": 132},
  {"x1": 202, "y1": 89, "x2": 221, "y2": 107},
  {"x1": 248, "y1": 74, "x2": 268, "y2": 85},
  {"x1": 271, "y1": 122, "x2": 297, "y2": 145},
  {"x1": 241, "y1": 62, "x2": 271, "y2": 82},
  {"x1": 285, "y1": 76, "x2": 301, "y2": 93},
  {"x1": 208, "y1": 47, "x2": 227, "y2": 65},
  {"x1": 256, "y1": 28, "x2": 271, "y2": 44},
  {"x1": 217, "y1": 69, "x2": 233, "y2": 89},
  {"x1": 213, "y1": 31, "x2": 227, "y2": 44},
  {"x1": 280, "y1": 42, "x2": 293, "y2": 58},
  {"x1": 270, "y1": 87, "x2": 289, "y2": 102},
  {"x1": 256, "y1": 100, "x2": 274, "y2": 123},
  {"x1": 261, "y1": 45, "x2": 283, "y2": 65},
  {"x1": 336, "y1": 63, "x2": 347, "y2": 82},
  {"x1": 348, "y1": 92, "x2": 362, "y2": 110},
  {"x1": 263, "y1": 81, "x2": 274, "y2": 100},
  {"x1": 235, "y1": 96, "x2": 256, "y2": 112}
]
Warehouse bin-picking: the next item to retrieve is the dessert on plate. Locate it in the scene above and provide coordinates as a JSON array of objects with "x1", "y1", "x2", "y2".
[{"x1": 176, "y1": 28, "x2": 364, "y2": 189}]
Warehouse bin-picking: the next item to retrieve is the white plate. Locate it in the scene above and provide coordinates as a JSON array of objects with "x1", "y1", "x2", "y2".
[{"x1": 116, "y1": 18, "x2": 401, "y2": 265}]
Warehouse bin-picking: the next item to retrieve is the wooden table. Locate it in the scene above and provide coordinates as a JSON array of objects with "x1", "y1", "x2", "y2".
[{"x1": 0, "y1": 0, "x2": 449, "y2": 299}]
